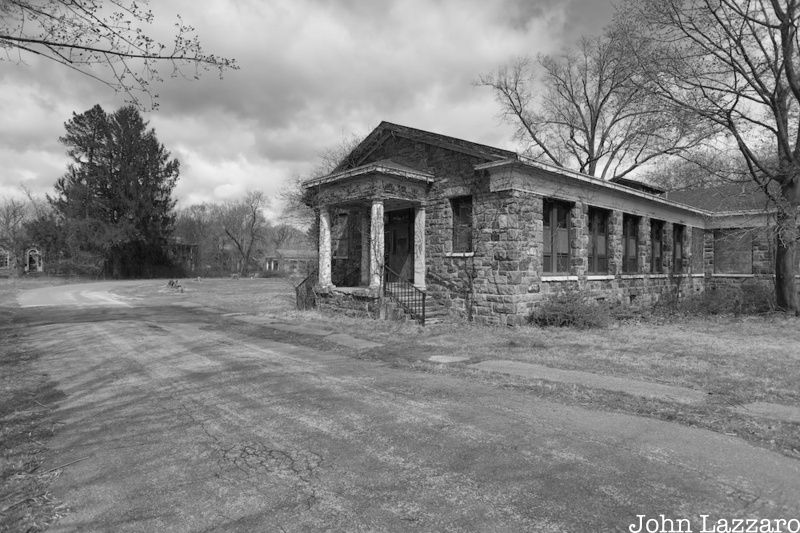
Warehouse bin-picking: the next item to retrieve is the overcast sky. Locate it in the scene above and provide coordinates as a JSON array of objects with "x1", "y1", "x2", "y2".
[{"x1": 0, "y1": 0, "x2": 614, "y2": 220}]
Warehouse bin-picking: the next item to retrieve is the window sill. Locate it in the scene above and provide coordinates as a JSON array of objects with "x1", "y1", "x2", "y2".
[
  {"x1": 712, "y1": 273, "x2": 756, "y2": 278},
  {"x1": 586, "y1": 274, "x2": 614, "y2": 281},
  {"x1": 446, "y1": 252, "x2": 475, "y2": 258},
  {"x1": 541, "y1": 275, "x2": 578, "y2": 282}
]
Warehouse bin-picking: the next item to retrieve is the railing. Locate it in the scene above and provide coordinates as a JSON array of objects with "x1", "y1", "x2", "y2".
[
  {"x1": 383, "y1": 265, "x2": 426, "y2": 325},
  {"x1": 294, "y1": 268, "x2": 318, "y2": 310}
]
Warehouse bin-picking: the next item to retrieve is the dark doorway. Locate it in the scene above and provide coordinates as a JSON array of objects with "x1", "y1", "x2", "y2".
[{"x1": 384, "y1": 208, "x2": 413, "y2": 282}]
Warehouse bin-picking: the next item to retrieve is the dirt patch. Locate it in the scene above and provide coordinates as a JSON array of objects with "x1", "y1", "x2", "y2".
[{"x1": 0, "y1": 311, "x2": 65, "y2": 532}]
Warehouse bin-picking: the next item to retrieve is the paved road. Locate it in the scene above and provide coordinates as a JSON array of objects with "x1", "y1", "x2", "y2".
[{"x1": 8, "y1": 282, "x2": 800, "y2": 532}]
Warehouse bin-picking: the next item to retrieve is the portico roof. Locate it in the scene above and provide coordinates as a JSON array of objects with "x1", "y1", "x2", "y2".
[{"x1": 302, "y1": 159, "x2": 435, "y2": 189}]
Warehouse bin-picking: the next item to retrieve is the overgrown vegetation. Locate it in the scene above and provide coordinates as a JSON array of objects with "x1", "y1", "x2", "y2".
[
  {"x1": 528, "y1": 289, "x2": 611, "y2": 329},
  {"x1": 656, "y1": 282, "x2": 777, "y2": 316}
]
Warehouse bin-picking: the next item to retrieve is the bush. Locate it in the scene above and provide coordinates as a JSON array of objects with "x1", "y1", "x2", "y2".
[
  {"x1": 660, "y1": 281, "x2": 775, "y2": 316},
  {"x1": 529, "y1": 290, "x2": 610, "y2": 329}
]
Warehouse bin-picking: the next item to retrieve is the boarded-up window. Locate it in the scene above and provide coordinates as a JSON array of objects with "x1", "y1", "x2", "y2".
[
  {"x1": 691, "y1": 227, "x2": 704, "y2": 273},
  {"x1": 451, "y1": 196, "x2": 472, "y2": 253},
  {"x1": 673, "y1": 224, "x2": 685, "y2": 273},
  {"x1": 543, "y1": 200, "x2": 571, "y2": 273},
  {"x1": 622, "y1": 214, "x2": 639, "y2": 273},
  {"x1": 588, "y1": 207, "x2": 609, "y2": 273},
  {"x1": 714, "y1": 229, "x2": 753, "y2": 274},
  {"x1": 651, "y1": 219, "x2": 664, "y2": 273},
  {"x1": 332, "y1": 212, "x2": 349, "y2": 259}
]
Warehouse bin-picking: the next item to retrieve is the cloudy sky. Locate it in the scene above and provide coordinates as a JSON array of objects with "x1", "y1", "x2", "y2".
[{"x1": 1, "y1": 0, "x2": 614, "y2": 220}]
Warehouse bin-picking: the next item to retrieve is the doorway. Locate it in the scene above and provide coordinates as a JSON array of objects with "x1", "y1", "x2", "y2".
[{"x1": 384, "y1": 208, "x2": 413, "y2": 282}]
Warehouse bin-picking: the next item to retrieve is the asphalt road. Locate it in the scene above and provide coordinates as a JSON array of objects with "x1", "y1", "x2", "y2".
[{"x1": 9, "y1": 282, "x2": 800, "y2": 532}]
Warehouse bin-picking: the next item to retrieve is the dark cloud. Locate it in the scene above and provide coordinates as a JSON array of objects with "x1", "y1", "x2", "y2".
[{"x1": 0, "y1": 0, "x2": 615, "y2": 211}]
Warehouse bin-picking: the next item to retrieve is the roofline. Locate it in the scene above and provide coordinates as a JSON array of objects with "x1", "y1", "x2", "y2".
[
  {"x1": 475, "y1": 157, "x2": 716, "y2": 217},
  {"x1": 376, "y1": 121, "x2": 517, "y2": 160},
  {"x1": 303, "y1": 162, "x2": 435, "y2": 189}
]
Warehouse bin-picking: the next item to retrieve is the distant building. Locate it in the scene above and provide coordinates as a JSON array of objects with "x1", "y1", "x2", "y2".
[
  {"x1": 0, "y1": 246, "x2": 44, "y2": 277},
  {"x1": 264, "y1": 248, "x2": 317, "y2": 277}
]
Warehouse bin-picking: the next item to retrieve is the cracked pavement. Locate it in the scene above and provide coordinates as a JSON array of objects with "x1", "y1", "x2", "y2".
[{"x1": 7, "y1": 282, "x2": 800, "y2": 532}]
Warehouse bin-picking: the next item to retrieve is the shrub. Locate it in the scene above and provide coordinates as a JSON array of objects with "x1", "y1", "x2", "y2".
[
  {"x1": 529, "y1": 290, "x2": 610, "y2": 329},
  {"x1": 661, "y1": 281, "x2": 775, "y2": 316}
]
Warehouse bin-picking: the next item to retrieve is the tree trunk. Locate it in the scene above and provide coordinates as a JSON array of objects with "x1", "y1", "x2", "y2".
[{"x1": 774, "y1": 204, "x2": 798, "y2": 313}]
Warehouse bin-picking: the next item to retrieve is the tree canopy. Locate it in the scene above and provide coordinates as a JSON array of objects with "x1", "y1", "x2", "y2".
[
  {"x1": 478, "y1": 35, "x2": 709, "y2": 180},
  {"x1": 0, "y1": 0, "x2": 237, "y2": 107},
  {"x1": 50, "y1": 104, "x2": 179, "y2": 277},
  {"x1": 615, "y1": 0, "x2": 800, "y2": 311}
]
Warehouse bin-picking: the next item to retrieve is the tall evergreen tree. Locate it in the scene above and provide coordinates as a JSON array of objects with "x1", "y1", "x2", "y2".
[{"x1": 51, "y1": 104, "x2": 179, "y2": 278}]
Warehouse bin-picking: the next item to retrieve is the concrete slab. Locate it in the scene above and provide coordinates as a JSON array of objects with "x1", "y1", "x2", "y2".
[
  {"x1": 325, "y1": 333, "x2": 383, "y2": 350},
  {"x1": 736, "y1": 402, "x2": 800, "y2": 423},
  {"x1": 472, "y1": 360, "x2": 707, "y2": 404},
  {"x1": 429, "y1": 355, "x2": 469, "y2": 363}
]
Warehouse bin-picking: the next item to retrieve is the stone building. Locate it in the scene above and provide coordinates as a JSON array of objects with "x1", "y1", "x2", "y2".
[
  {"x1": 302, "y1": 121, "x2": 794, "y2": 325},
  {"x1": 0, "y1": 246, "x2": 44, "y2": 277}
]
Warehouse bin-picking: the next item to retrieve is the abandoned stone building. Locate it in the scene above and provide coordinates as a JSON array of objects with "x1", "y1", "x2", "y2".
[
  {"x1": 302, "y1": 121, "x2": 794, "y2": 325},
  {"x1": 0, "y1": 246, "x2": 44, "y2": 277}
]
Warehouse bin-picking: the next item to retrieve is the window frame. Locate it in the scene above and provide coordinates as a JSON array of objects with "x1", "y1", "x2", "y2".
[
  {"x1": 587, "y1": 207, "x2": 610, "y2": 274},
  {"x1": 543, "y1": 199, "x2": 572, "y2": 274},
  {"x1": 650, "y1": 219, "x2": 665, "y2": 273},
  {"x1": 0, "y1": 248, "x2": 9, "y2": 269},
  {"x1": 622, "y1": 214, "x2": 639, "y2": 274},
  {"x1": 451, "y1": 196, "x2": 473, "y2": 253},
  {"x1": 672, "y1": 224, "x2": 685, "y2": 273}
]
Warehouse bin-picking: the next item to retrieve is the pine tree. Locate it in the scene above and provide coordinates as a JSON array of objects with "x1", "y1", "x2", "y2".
[{"x1": 51, "y1": 104, "x2": 179, "y2": 277}]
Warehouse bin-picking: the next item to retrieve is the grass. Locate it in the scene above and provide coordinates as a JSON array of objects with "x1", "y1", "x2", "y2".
[{"x1": 0, "y1": 309, "x2": 65, "y2": 532}]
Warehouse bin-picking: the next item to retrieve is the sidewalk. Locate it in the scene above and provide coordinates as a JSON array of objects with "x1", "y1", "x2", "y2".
[{"x1": 233, "y1": 314, "x2": 800, "y2": 426}]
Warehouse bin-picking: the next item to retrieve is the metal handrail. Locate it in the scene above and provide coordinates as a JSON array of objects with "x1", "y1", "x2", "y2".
[
  {"x1": 294, "y1": 268, "x2": 318, "y2": 310},
  {"x1": 383, "y1": 265, "x2": 426, "y2": 325}
]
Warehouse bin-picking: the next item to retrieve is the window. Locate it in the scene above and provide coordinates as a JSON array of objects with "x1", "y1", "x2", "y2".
[
  {"x1": 451, "y1": 196, "x2": 473, "y2": 253},
  {"x1": 673, "y1": 224, "x2": 685, "y2": 273},
  {"x1": 543, "y1": 200, "x2": 571, "y2": 273},
  {"x1": 691, "y1": 227, "x2": 705, "y2": 273},
  {"x1": 0, "y1": 248, "x2": 8, "y2": 269},
  {"x1": 714, "y1": 229, "x2": 753, "y2": 274},
  {"x1": 587, "y1": 208, "x2": 609, "y2": 273},
  {"x1": 622, "y1": 215, "x2": 639, "y2": 273},
  {"x1": 650, "y1": 220, "x2": 664, "y2": 273}
]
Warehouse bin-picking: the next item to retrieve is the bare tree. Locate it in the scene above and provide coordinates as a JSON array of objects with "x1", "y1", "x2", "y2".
[
  {"x1": 280, "y1": 133, "x2": 363, "y2": 227},
  {"x1": 0, "y1": 197, "x2": 30, "y2": 269},
  {"x1": 478, "y1": 34, "x2": 708, "y2": 180},
  {"x1": 0, "y1": 0, "x2": 237, "y2": 108},
  {"x1": 617, "y1": 0, "x2": 800, "y2": 312},
  {"x1": 218, "y1": 191, "x2": 270, "y2": 276}
]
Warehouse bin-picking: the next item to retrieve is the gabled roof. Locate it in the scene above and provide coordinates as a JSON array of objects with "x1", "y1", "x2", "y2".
[
  {"x1": 332, "y1": 121, "x2": 516, "y2": 173},
  {"x1": 662, "y1": 181, "x2": 776, "y2": 213},
  {"x1": 303, "y1": 158, "x2": 434, "y2": 189}
]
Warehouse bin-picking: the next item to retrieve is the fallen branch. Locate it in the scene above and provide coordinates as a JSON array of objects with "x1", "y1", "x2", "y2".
[{"x1": 45, "y1": 456, "x2": 90, "y2": 473}]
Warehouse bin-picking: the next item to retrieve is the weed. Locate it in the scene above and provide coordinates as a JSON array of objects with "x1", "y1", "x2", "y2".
[{"x1": 528, "y1": 290, "x2": 610, "y2": 329}]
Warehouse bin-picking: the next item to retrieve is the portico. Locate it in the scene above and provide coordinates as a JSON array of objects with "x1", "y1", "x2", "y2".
[{"x1": 304, "y1": 160, "x2": 432, "y2": 292}]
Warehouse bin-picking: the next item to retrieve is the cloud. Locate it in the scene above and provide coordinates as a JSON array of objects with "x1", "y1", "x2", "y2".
[{"x1": 0, "y1": 0, "x2": 614, "y2": 219}]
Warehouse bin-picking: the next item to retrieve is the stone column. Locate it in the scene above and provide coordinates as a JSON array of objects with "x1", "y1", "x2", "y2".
[
  {"x1": 413, "y1": 205, "x2": 426, "y2": 290},
  {"x1": 609, "y1": 210, "x2": 624, "y2": 276},
  {"x1": 369, "y1": 199, "x2": 384, "y2": 289},
  {"x1": 318, "y1": 207, "x2": 333, "y2": 288},
  {"x1": 360, "y1": 210, "x2": 370, "y2": 286}
]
